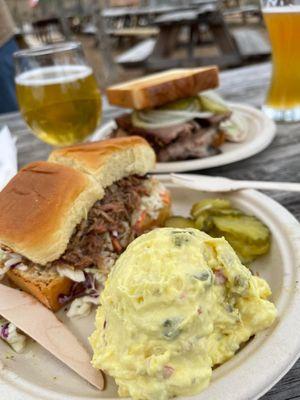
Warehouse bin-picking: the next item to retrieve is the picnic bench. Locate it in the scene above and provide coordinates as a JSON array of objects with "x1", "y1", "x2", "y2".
[
  {"x1": 223, "y1": 4, "x2": 263, "y2": 23},
  {"x1": 115, "y1": 38, "x2": 156, "y2": 66},
  {"x1": 117, "y1": 5, "x2": 242, "y2": 71},
  {"x1": 102, "y1": 1, "x2": 218, "y2": 29},
  {"x1": 107, "y1": 27, "x2": 159, "y2": 38},
  {"x1": 231, "y1": 27, "x2": 270, "y2": 59},
  {"x1": 107, "y1": 26, "x2": 159, "y2": 47}
]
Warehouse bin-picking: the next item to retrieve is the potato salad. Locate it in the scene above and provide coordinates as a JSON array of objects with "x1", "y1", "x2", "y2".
[{"x1": 90, "y1": 228, "x2": 277, "y2": 400}]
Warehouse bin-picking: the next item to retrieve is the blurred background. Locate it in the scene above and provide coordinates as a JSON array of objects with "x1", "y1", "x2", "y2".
[{"x1": 5, "y1": 0, "x2": 270, "y2": 90}]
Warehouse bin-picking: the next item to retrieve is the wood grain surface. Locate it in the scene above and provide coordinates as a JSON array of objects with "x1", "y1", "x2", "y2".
[{"x1": 0, "y1": 62, "x2": 299, "y2": 399}]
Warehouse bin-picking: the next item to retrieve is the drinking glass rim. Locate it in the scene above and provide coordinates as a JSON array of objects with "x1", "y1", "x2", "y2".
[{"x1": 14, "y1": 42, "x2": 81, "y2": 58}]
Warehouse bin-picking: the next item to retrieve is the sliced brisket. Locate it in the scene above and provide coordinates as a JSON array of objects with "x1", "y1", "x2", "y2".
[
  {"x1": 115, "y1": 112, "x2": 229, "y2": 162},
  {"x1": 158, "y1": 128, "x2": 222, "y2": 162},
  {"x1": 116, "y1": 114, "x2": 194, "y2": 146}
]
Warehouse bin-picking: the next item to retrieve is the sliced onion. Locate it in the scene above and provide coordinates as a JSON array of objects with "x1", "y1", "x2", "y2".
[
  {"x1": 0, "y1": 264, "x2": 11, "y2": 280},
  {"x1": 199, "y1": 91, "x2": 231, "y2": 114},
  {"x1": 132, "y1": 110, "x2": 213, "y2": 130},
  {"x1": 162, "y1": 97, "x2": 201, "y2": 112},
  {"x1": 57, "y1": 265, "x2": 85, "y2": 282},
  {"x1": 15, "y1": 263, "x2": 28, "y2": 271},
  {"x1": 221, "y1": 113, "x2": 248, "y2": 142},
  {"x1": 4, "y1": 258, "x2": 22, "y2": 268}
]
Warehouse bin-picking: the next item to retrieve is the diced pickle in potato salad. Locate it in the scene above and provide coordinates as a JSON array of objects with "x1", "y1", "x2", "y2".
[{"x1": 90, "y1": 228, "x2": 276, "y2": 400}]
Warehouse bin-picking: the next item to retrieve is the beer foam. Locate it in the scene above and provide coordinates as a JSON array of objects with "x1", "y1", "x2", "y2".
[
  {"x1": 16, "y1": 65, "x2": 93, "y2": 86},
  {"x1": 263, "y1": 5, "x2": 300, "y2": 13}
]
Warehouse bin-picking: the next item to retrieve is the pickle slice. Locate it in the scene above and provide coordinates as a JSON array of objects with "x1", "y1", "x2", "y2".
[
  {"x1": 212, "y1": 208, "x2": 243, "y2": 216},
  {"x1": 198, "y1": 91, "x2": 231, "y2": 114},
  {"x1": 165, "y1": 216, "x2": 196, "y2": 229},
  {"x1": 161, "y1": 96, "x2": 201, "y2": 111},
  {"x1": 194, "y1": 210, "x2": 241, "y2": 231},
  {"x1": 194, "y1": 213, "x2": 211, "y2": 231},
  {"x1": 209, "y1": 231, "x2": 270, "y2": 263},
  {"x1": 191, "y1": 198, "x2": 231, "y2": 219},
  {"x1": 188, "y1": 197, "x2": 271, "y2": 263},
  {"x1": 211, "y1": 215, "x2": 270, "y2": 244}
]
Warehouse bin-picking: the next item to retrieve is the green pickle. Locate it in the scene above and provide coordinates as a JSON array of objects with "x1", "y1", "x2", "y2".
[
  {"x1": 165, "y1": 197, "x2": 271, "y2": 264},
  {"x1": 198, "y1": 91, "x2": 231, "y2": 114},
  {"x1": 191, "y1": 198, "x2": 231, "y2": 218},
  {"x1": 194, "y1": 213, "x2": 213, "y2": 231},
  {"x1": 211, "y1": 215, "x2": 270, "y2": 243},
  {"x1": 164, "y1": 216, "x2": 196, "y2": 229},
  {"x1": 207, "y1": 210, "x2": 270, "y2": 263},
  {"x1": 162, "y1": 96, "x2": 200, "y2": 111},
  {"x1": 223, "y1": 234, "x2": 270, "y2": 263}
]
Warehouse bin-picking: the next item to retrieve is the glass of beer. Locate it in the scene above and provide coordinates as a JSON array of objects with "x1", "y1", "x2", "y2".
[
  {"x1": 14, "y1": 42, "x2": 102, "y2": 146},
  {"x1": 262, "y1": 0, "x2": 300, "y2": 122}
]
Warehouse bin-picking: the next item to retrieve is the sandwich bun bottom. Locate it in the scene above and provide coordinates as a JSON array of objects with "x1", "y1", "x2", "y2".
[{"x1": 6, "y1": 196, "x2": 171, "y2": 312}]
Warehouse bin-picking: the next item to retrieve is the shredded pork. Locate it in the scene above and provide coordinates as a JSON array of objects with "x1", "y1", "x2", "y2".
[
  {"x1": 0, "y1": 175, "x2": 167, "y2": 310},
  {"x1": 56, "y1": 175, "x2": 150, "y2": 273}
]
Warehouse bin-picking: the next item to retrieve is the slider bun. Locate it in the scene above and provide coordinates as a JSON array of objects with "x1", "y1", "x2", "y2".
[
  {"x1": 0, "y1": 161, "x2": 102, "y2": 265},
  {"x1": 6, "y1": 190, "x2": 171, "y2": 312},
  {"x1": 7, "y1": 267, "x2": 73, "y2": 311},
  {"x1": 48, "y1": 136, "x2": 156, "y2": 188}
]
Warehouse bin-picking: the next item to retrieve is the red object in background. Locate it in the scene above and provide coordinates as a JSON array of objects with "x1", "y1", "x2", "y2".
[{"x1": 28, "y1": 0, "x2": 39, "y2": 8}]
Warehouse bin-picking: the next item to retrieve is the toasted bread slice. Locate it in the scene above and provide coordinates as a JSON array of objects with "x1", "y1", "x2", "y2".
[{"x1": 106, "y1": 67, "x2": 219, "y2": 110}]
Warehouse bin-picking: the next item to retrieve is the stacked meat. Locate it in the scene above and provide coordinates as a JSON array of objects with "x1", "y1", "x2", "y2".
[{"x1": 114, "y1": 113, "x2": 230, "y2": 162}]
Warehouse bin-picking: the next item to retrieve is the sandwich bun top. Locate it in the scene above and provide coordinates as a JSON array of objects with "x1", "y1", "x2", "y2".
[
  {"x1": 48, "y1": 136, "x2": 156, "y2": 188},
  {"x1": 106, "y1": 67, "x2": 219, "y2": 110},
  {"x1": 0, "y1": 161, "x2": 102, "y2": 265},
  {"x1": 0, "y1": 138, "x2": 156, "y2": 265}
]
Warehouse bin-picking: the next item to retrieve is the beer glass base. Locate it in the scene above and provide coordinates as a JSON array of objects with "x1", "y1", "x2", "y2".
[{"x1": 262, "y1": 105, "x2": 300, "y2": 122}]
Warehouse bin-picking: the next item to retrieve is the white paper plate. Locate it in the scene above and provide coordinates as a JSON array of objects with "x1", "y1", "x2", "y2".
[
  {"x1": 1, "y1": 179, "x2": 300, "y2": 400},
  {"x1": 91, "y1": 104, "x2": 276, "y2": 173}
]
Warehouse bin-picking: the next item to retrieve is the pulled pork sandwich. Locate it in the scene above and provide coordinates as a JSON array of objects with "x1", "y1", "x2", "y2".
[
  {"x1": 106, "y1": 67, "x2": 240, "y2": 163},
  {"x1": 0, "y1": 137, "x2": 170, "y2": 316}
]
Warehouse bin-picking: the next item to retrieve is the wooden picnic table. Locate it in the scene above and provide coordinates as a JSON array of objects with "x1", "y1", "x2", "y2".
[
  {"x1": 101, "y1": 2, "x2": 218, "y2": 36},
  {"x1": 148, "y1": 5, "x2": 242, "y2": 70},
  {"x1": 0, "y1": 62, "x2": 299, "y2": 398},
  {"x1": 101, "y1": 2, "x2": 218, "y2": 19}
]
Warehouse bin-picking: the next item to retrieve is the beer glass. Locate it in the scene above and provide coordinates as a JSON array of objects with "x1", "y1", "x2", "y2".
[
  {"x1": 262, "y1": 0, "x2": 300, "y2": 122},
  {"x1": 14, "y1": 42, "x2": 102, "y2": 146}
]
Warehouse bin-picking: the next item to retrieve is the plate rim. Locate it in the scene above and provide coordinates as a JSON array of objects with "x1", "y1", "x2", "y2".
[{"x1": 1, "y1": 182, "x2": 300, "y2": 400}]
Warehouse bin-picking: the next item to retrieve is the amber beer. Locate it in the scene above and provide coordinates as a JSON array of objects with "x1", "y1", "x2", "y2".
[
  {"x1": 16, "y1": 65, "x2": 102, "y2": 146},
  {"x1": 263, "y1": 7, "x2": 300, "y2": 117}
]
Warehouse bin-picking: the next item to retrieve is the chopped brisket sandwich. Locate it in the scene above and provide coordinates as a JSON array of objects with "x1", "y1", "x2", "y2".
[
  {"x1": 0, "y1": 137, "x2": 170, "y2": 317},
  {"x1": 106, "y1": 67, "x2": 242, "y2": 163}
]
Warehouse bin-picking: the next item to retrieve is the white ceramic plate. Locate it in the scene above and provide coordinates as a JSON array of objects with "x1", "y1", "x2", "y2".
[
  {"x1": 1, "y1": 178, "x2": 300, "y2": 400},
  {"x1": 91, "y1": 104, "x2": 276, "y2": 173}
]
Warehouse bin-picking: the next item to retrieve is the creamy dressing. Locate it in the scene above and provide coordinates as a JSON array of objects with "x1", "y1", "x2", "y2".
[
  {"x1": 139, "y1": 179, "x2": 166, "y2": 220},
  {"x1": 90, "y1": 228, "x2": 277, "y2": 400},
  {"x1": 67, "y1": 295, "x2": 99, "y2": 318},
  {"x1": 0, "y1": 250, "x2": 27, "y2": 280},
  {"x1": 57, "y1": 265, "x2": 85, "y2": 282},
  {"x1": 0, "y1": 317, "x2": 27, "y2": 353}
]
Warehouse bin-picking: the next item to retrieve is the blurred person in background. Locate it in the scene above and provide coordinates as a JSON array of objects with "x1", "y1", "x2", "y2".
[{"x1": 0, "y1": 0, "x2": 19, "y2": 114}]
